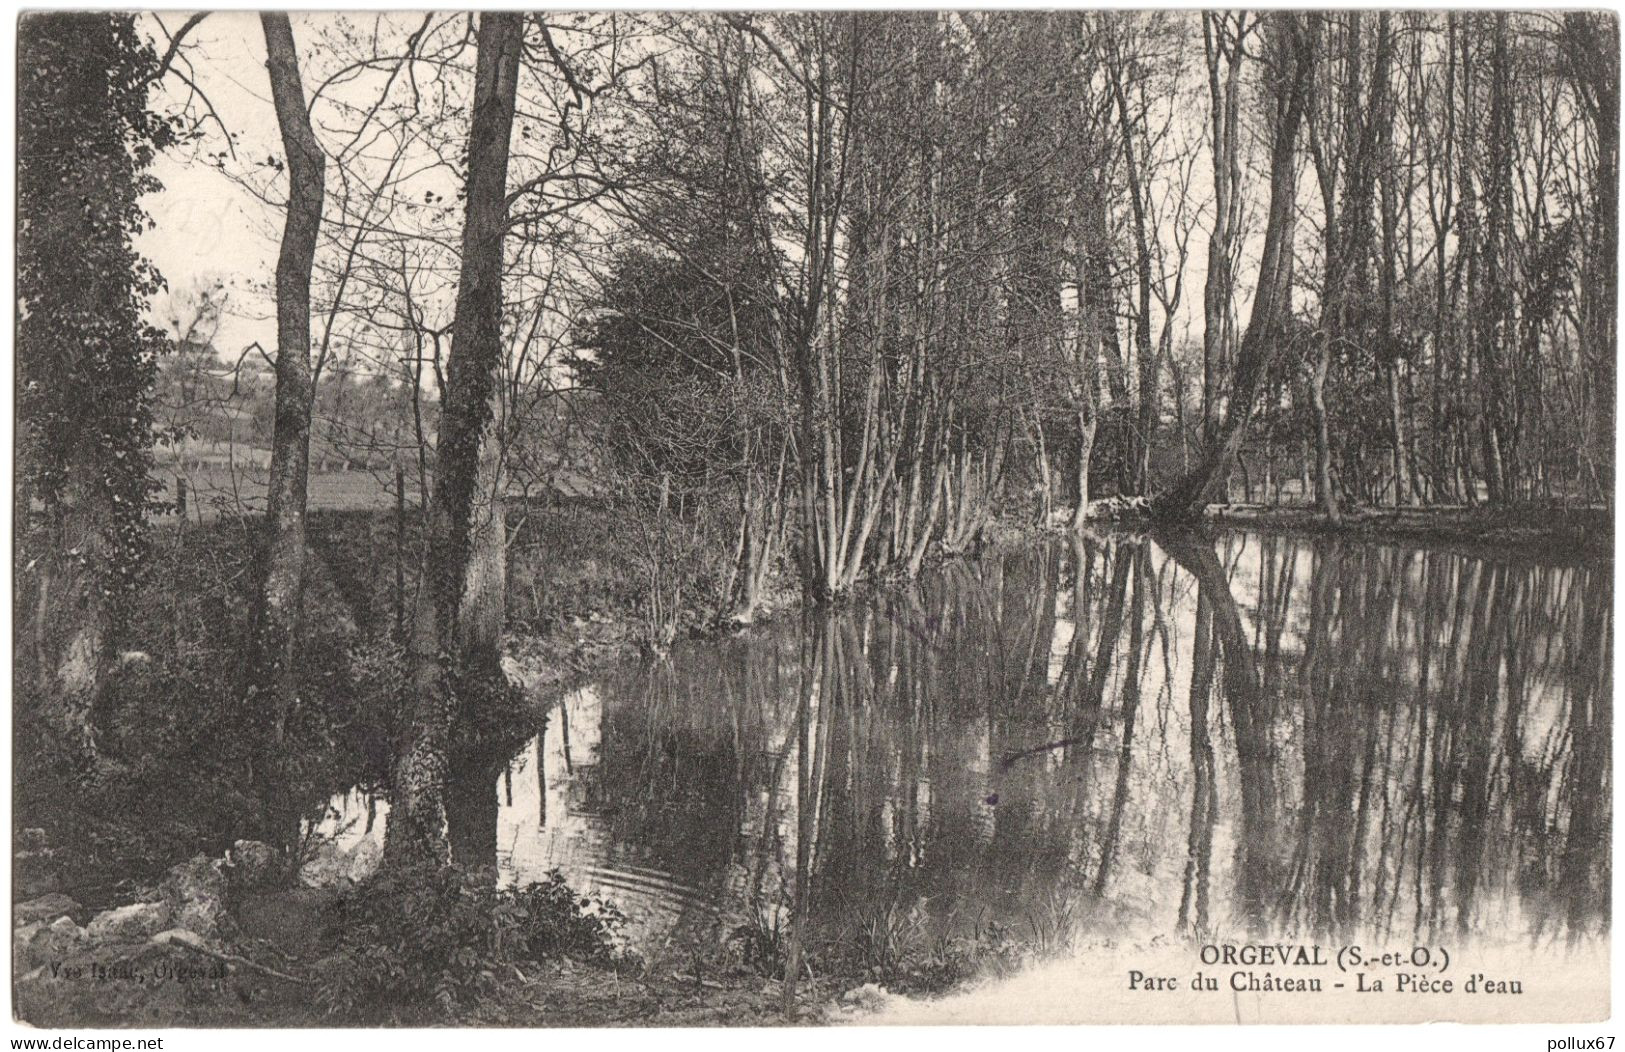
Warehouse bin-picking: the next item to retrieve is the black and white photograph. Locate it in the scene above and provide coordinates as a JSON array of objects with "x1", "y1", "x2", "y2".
[{"x1": 10, "y1": 7, "x2": 1616, "y2": 1031}]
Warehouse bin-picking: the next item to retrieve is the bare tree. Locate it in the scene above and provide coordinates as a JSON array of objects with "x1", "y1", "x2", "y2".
[
  {"x1": 1199, "y1": 12, "x2": 1254, "y2": 455},
  {"x1": 246, "y1": 14, "x2": 326, "y2": 832},
  {"x1": 1154, "y1": 13, "x2": 1319, "y2": 521}
]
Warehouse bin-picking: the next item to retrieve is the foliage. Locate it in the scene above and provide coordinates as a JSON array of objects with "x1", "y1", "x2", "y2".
[
  {"x1": 900, "y1": 922, "x2": 1028, "y2": 995},
  {"x1": 727, "y1": 898, "x2": 790, "y2": 979},
  {"x1": 575, "y1": 243, "x2": 785, "y2": 635},
  {"x1": 315, "y1": 863, "x2": 501, "y2": 1017},
  {"x1": 14, "y1": 644, "x2": 364, "y2": 886},
  {"x1": 508, "y1": 871, "x2": 629, "y2": 964},
  {"x1": 723, "y1": 887, "x2": 1030, "y2": 996},
  {"x1": 11, "y1": 520, "x2": 394, "y2": 882},
  {"x1": 315, "y1": 863, "x2": 629, "y2": 1020},
  {"x1": 576, "y1": 250, "x2": 778, "y2": 488},
  {"x1": 507, "y1": 500, "x2": 648, "y2": 632},
  {"x1": 816, "y1": 896, "x2": 1029, "y2": 995}
]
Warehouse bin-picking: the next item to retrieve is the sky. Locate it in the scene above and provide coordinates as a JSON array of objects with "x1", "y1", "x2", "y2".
[
  {"x1": 140, "y1": 13, "x2": 284, "y2": 354},
  {"x1": 134, "y1": 11, "x2": 1259, "y2": 371}
]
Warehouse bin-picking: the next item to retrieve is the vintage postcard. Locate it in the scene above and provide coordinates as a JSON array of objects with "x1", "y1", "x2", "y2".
[{"x1": 11, "y1": 8, "x2": 1614, "y2": 1035}]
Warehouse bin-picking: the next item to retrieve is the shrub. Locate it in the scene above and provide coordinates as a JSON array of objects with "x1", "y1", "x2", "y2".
[
  {"x1": 316, "y1": 863, "x2": 629, "y2": 1021},
  {"x1": 316, "y1": 862, "x2": 497, "y2": 1018},
  {"x1": 729, "y1": 898, "x2": 790, "y2": 978},
  {"x1": 14, "y1": 519, "x2": 399, "y2": 888},
  {"x1": 509, "y1": 870, "x2": 628, "y2": 965}
]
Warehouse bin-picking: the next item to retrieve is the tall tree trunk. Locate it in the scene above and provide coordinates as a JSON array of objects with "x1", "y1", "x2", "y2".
[
  {"x1": 386, "y1": 12, "x2": 523, "y2": 871},
  {"x1": 1562, "y1": 13, "x2": 1618, "y2": 503},
  {"x1": 1386, "y1": 363, "x2": 1412, "y2": 504},
  {"x1": 1073, "y1": 410, "x2": 1097, "y2": 527},
  {"x1": 1455, "y1": 18, "x2": 1486, "y2": 503},
  {"x1": 1373, "y1": 14, "x2": 1414, "y2": 506},
  {"x1": 1110, "y1": 48, "x2": 1158, "y2": 496},
  {"x1": 249, "y1": 13, "x2": 326, "y2": 837},
  {"x1": 1469, "y1": 12, "x2": 1517, "y2": 505},
  {"x1": 1308, "y1": 358, "x2": 1340, "y2": 524},
  {"x1": 444, "y1": 390, "x2": 515, "y2": 867},
  {"x1": 34, "y1": 475, "x2": 111, "y2": 757},
  {"x1": 1154, "y1": 14, "x2": 1317, "y2": 522},
  {"x1": 1071, "y1": 184, "x2": 1111, "y2": 524},
  {"x1": 1200, "y1": 14, "x2": 1247, "y2": 451}
]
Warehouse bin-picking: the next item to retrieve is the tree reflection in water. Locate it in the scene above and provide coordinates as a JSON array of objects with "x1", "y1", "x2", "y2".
[{"x1": 469, "y1": 531, "x2": 1610, "y2": 967}]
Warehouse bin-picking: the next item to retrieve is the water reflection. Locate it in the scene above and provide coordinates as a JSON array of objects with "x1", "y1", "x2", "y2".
[{"x1": 325, "y1": 530, "x2": 1612, "y2": 963}]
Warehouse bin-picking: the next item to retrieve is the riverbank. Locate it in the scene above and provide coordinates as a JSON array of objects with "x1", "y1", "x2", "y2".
[
  {"x1": 13, "y1": 856, "x2": 975, "y2": 1027},
  {"x1": 14, "y1": 890, "x2": 843, "y2": 1027},
  {"x1": 1198, "y1": 501, "x2": 1612, "y2": 559},
  {"x1": 1046, "y1": 498, "x2": 1613, "y2": 561}
]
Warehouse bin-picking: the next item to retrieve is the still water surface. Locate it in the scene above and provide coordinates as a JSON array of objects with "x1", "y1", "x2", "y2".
[{"x1": 326, "y1": 529, "x2": 1611, "y2": 967}]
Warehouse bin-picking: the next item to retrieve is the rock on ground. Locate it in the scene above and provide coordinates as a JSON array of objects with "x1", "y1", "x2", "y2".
[
  {"x1": 837, "y1": 983, "x2": 892, "y2": 1013},
  {"x1": 36, "y1": 916, "x2": 88, "y2": 962},
  {"x1": 85, "y1": 901, "x2": 171, "y2": 944},
  {"x1": 17, "y1": 916, "x2": 89, "y2": 971},
  {"x1": 297, "y1": 841, "x2": 347, "y2": 887},
  {"x1": 346, "y1": 837, "x2": 382, "y2": 883},
  {"x1": 14, "y1": 893, "x2": 79, "y2": 926},
  {"x1": 299, "y1": 836, "x2": 384, "y2": 887},
  {"x1": 159, "y1": 855, "x2": 228, "y2": 941},
  {"x1": 229, "y1": 839, "x2": 280, "y2": 890}
]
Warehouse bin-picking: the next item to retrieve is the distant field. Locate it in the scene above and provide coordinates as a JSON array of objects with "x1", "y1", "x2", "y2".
[
  {"x1": 154, "y1": 466, "x2": 420, "y2": 523},
  {"x1": 151, "y1": 462, "x2": 598, "y2": 524}
]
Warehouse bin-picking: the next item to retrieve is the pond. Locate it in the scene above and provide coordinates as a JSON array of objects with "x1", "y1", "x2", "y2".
[{"x1": 322, "y1": 529, "x2": 1611, "y2": 980}]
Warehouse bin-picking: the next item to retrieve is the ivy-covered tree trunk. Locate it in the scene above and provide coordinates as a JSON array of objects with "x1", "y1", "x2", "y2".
[
  {"x1": 31, "y1": 473, "x2": 115, "y2": 756},
  {"x1": 443, "y1": 392, "x2": 520, "y2": 868},
  {"x1": 17, "y1": 14, "x2": 171, "y2": 758},
  {"x1": 248, "y1": 14, "x2": 326, "y2": 829},
  {"x1": 385, "y1": 12, "x2": 524, "y2": 872}
]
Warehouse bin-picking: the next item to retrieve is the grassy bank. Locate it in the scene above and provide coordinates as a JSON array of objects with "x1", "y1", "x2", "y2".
[
  {"x1": 17, "y1": 870, "x2": 1032, "y2": 1027},
  {"x1": 16, "y1": 913, "x2": 856, "y2": 1028}
]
